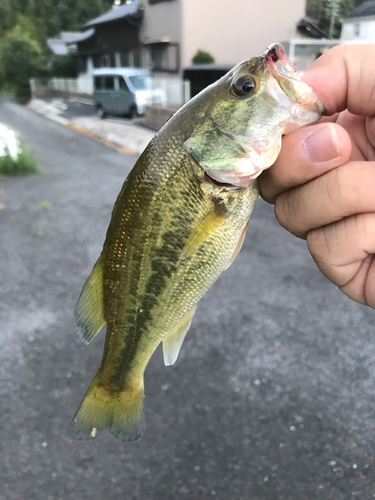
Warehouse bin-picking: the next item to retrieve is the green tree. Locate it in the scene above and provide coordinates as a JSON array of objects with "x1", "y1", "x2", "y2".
[
  {"x1": 192, "y1": 49, "x2": 215, "y2": 64},
  {"x1": 56, "y1": 0, "x2": 112, "y2": 32},
  {"x1": 0, "y1": 24, "x2": 45, "y2": 88},
  {"x1": 0, "y1": 0, "x2": 15, "y2": 37},
  {"x1": 318, "y1": 0, "x2": 364, "y2": 37},
  {"x1": 0, "y1": 0, "x2": 113, "y2": 39}
]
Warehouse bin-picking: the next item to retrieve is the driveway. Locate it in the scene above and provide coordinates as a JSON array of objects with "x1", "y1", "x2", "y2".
[{"x1": 1, "y1": 98, "x2": 375, "y2": 500}]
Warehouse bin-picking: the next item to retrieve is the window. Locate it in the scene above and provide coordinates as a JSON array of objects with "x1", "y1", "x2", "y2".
[
  {"x1": 119, "y1": 77, "x2": 130, "y2": 92},
  {"x1": 93, "y1": 54, "x2": 111, "y2": 69},
  {"x1": 129, "y1": 75, "x2": 151, "y2": 90},
  {"x1": 120, "y1": 50, "x2": 135, "y2": 67},
  {"x1": 151, "y1": 44, "x2": 179, "y2": 72},
  {"x1": 104, "y1": 77, "x2": 115, "y2": 90},
  {"x1": 94, "y1": 77, "x2": 102, "y2": 90},
  {"x1": 354, "y1": 23, "x2": 361, "y2": 37},
  {"x1": 99, "y1": 55, "x2": 111, "y2": 68}
]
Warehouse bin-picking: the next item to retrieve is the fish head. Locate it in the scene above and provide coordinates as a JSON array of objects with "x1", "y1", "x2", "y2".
[{"x1": 185, "y1": 43, "x2": 324, "y2": 188}]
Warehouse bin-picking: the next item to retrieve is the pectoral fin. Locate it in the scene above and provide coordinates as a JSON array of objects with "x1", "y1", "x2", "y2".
[
  {"x1": 74, "y1": 257, "x2": 106, "y2": 344},
  {"x1": 163, "y1": 305, "x2": 197, "y2": 366},
  {"x1": 182, "y1": 209, "x2": 230, "y2": 259},
  {"x1": 225, "y1": 222, "x2": 249, "y2": 270}
]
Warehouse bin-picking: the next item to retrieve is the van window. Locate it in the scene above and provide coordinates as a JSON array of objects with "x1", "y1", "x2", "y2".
[
  {"x1": 104, "y1": 77, "x2": 115, "y2": 90},
  {"x1": 119, "y1": 77, "x2": 130, "y2": 92},
  {"x1": 129, "y1": 75, "x2": 151, "y2": 90},
  {"x1": 94, "y1": 77, "x2": 102, "y2": 90}
]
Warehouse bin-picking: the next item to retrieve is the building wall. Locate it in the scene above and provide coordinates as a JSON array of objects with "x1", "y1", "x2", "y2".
[
  {"x1": 77, "y1": 20, "x2": 140, "y2": 68},
  {"x1": 181, "y1": 0, "x2": 305, "y2": 68},
  {"x1": 341, "y1": 18, "x2": 375, "y2": 43},
  {"x1": 140, "y1": 0, "x2": 183, "y2": 77},
  {"x1": 140, "y1": 0, "x2": 182, "y2": 44}
]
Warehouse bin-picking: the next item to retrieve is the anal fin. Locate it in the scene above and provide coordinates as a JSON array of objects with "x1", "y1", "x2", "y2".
[
  {"x1": 74, "y1": 257, "x2": 106, "y2": 344},
  {"x1": 163, "y1": 305, "x2": 197, "y2": 366}
]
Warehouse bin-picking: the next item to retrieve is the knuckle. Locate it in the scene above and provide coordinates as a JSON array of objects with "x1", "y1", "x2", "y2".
[
  {"x1": 326, "y1": 163, "x2": 375, "y2": 216},
  {"x1": 274, "y1": 190, "x2": 305, "y2": 237},
  {"x1": 274, "y1": 194, "x2": 289, "y2": 229},
  {"x1": 306, "y1": 227, "x2": 329, "y2": 263},
  {"x1": 258, "y1": 174, "x2": 276, "y2": 204}
]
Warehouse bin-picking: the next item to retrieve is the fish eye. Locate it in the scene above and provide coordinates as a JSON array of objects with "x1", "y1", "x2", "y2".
[{"x1": 231, "y1": 76, "x2": 256, "y2": 97}]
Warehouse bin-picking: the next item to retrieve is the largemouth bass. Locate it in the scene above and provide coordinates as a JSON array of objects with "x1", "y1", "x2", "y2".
[{"x1": 69, "y1": 44, "x2": 324, "y2": 441}]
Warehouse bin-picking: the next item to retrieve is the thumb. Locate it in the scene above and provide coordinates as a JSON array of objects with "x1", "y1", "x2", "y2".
[{"x1": 259, "y1": 122, "x2": 352, "y2": 204}]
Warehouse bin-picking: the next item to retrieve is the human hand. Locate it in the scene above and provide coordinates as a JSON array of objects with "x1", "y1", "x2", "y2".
[{"x1": 259, "y1": 44, "x2": 375, "y2": 307}]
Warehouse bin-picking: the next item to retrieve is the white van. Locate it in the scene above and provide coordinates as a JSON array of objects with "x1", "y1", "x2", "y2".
[{"x1": 93, "y1": 68, "x2": 165, "y2": 119}]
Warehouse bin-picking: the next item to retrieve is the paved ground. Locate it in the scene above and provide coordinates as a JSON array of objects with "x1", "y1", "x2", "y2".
[
  {"x1": 27, "y1": 98, "x2": 154, "y2": 155},
  {"x1": 40, "y1": 96, "x2": 128, "y2": 121},
  {"x1": 1, "y1": 98, "x2": 375, "y2": 500},
  {"x1": 55, "y1": 97, "x2": 96, "y2": 120}
]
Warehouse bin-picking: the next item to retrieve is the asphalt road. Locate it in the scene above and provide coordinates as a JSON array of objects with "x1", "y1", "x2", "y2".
[
  {"x1": 45, "y1": 96, "x2": 137, "y2": 123},
  {"x1": 1, "y1": 99, "x2": 375, "y2": 500}
]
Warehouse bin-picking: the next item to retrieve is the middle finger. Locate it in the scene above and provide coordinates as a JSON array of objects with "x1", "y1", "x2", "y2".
[{"x1": 274, "y1": 161, "x2": 375, "y2": 238}]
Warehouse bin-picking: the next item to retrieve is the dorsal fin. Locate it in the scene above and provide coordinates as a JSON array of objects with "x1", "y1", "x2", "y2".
[
  {"x1": 163, "y1": 305, "x2": 197, "y2": 366},
  {"x1": 74, "y1": 258, "x2": 106, "y2": 344}
]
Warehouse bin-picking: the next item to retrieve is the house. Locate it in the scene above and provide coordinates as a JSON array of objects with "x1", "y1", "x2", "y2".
[
  {"x1": 341, "y1": 1, "x2": 375, "y2": 43},
  {"x1": 74, "y1": 0, "x2": 306, "y2": 81}
]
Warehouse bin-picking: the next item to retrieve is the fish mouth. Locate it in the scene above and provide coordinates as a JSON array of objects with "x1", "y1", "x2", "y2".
[
  {"x1": 264, "y1": 43, "x2": 296, "y2": 74},
  {"x1": 263, "y1": 43, "x2": 325, "y2": 115}
]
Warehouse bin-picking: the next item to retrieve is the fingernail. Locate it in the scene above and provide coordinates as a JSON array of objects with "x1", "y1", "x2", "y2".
[{"x1": 302, "y1": 124, "x2": 340, "y2": 163}]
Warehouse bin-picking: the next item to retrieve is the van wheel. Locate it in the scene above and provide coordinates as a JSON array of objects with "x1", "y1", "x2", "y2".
[
  {"x1": 96, "y1": 104, "x2": 106, "y2": 119},
  {"x1": 129, "y1": 105, "x2": 137, "y2": 119}
]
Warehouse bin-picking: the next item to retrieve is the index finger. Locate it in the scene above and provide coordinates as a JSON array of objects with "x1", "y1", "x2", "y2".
[{"x1": 302, "y1": 44, "x2": 375, "y2": 116}]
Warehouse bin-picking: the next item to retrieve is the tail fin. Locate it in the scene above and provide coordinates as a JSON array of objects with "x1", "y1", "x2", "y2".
[{"x1": 68, "y1": 373, "x2": 145, "y2": 442}]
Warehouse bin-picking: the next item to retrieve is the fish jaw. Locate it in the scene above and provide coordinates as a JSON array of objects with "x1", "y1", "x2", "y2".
[
  {"x1": 264, "y1": 43, "x2": 325, "y2": 129},
  {"x1": 204, "y1": 137, "x2": 282, "y2": 187}
]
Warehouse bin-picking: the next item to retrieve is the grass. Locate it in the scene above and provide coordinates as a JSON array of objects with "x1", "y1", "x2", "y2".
[{"x1": 0, "y1": 145, "x2": 40, "y2": 175}]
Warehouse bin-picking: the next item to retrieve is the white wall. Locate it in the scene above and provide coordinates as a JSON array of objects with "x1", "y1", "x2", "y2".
[
  {"x1": 341, "y1": 18, "x2": 375, "y2": 43},
  {"x1": 181, "y1": 0, "x2": 305, "y2": 68},
  {"x1": 140, "y1": 0, "x2": 182, "y2": 44},
  {"x1": 77, "y1": 56, "x2": 94, "y2": 94}
]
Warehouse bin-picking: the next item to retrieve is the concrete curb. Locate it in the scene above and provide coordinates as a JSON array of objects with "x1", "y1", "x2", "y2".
[
  {"x1": 27, "y1": 99, "x2": 155, "y2": 155},
  {"x1": 66, "y1": 123, "x2": 137, "y2": 155}
]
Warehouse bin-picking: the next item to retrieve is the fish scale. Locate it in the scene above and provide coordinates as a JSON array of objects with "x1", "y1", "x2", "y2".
[{"x1": 69, "y1": 43, "x2": 324, "y2": 441}]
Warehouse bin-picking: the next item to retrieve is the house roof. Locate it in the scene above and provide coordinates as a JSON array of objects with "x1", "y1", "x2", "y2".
[
  {"x1": 47, "y1": 38, "x2": 70, "y2": 55},
  {"x1": 68, "y1": 29, "x2": 95, "y2": 44},
  {"x1": 84, "y1": 0, "x2": 141, "y2": 28},
  {"x1": 297, "y1": 17, "x2": 330, "y2": 39},
  {"x1": 344, "y1": 1, "x2": 375, "y2": 19},
  {"x1": 46, "y1": 32, "x2": 84, "y2": 55},
  {"x1": 60, "y1": 32, "x2": 84, "y2": 43}
]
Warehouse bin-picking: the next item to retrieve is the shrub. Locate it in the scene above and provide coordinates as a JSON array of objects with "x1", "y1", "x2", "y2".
[
  {"x1": 0, "y1": 145, "x2": 39, "y2": 175},
  {"x1": 49, "y1": 52, "x2": 78, "y2": 78},
  {"x1": 192, "y1": 49, "x2": 215, "y2": 65}
]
